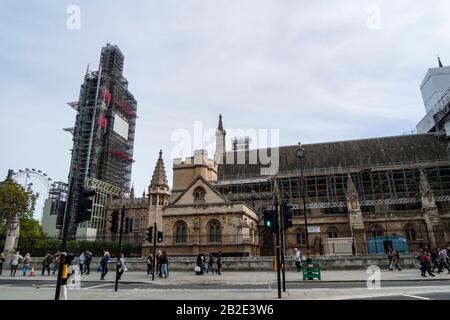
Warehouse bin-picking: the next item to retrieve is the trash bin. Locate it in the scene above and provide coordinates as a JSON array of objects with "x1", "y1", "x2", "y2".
[{"x1": 302, "y1": 261, "x2": 321, "y2": 280}]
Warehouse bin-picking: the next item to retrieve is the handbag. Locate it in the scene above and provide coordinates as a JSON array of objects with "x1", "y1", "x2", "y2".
[{"x1": 194, "y1": 266, "x2": 201, "y2": 272}]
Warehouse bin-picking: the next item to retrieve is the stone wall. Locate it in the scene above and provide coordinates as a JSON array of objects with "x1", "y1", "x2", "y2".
[{"x1": 3, "y1": 255, "x2": 420, "y2": 272}]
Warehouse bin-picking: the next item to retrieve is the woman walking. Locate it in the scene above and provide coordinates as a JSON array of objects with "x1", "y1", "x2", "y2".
[
  {"x1": 10, "y1": 251, "x2": 22, "y2": 277},
  {"x1": 117, "y1": 254, "x2": 127, "y2": 280},
  {"x1": 22, "y1": 253, "x2": 31, "y2": 276}
]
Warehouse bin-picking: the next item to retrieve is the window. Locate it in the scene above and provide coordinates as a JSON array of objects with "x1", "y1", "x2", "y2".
[
  {"x1": 328, "y1": 226, "x2": 339, "y2": 239},
  {"x1": 370, "y1": 225, "x2": 384, "y2": 238},
  {"x1": 175, "y1": 221, "x2": 187, "y2": 244},
  {"x1": 404, "y1": 224, "x2": 416, "y2": 241},
  {"x1": 208, "y1": 220, "x2": 222, "y2": 243},
  {"x1": 193, "y1": 187, "x2": 206, "y2": 203},
  {"x1": 296, "y1": 230, "x2": 307, "y2": 245}
]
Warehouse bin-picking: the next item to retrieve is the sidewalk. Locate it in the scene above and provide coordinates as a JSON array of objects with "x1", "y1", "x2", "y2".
[{"x1": 3, "y1": 269, "x2": 450, "y2": 285}]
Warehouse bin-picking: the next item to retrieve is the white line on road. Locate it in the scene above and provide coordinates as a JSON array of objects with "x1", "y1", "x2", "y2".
[
  {"x1": 84, "y1": 284, "x2": 113, "y2": 289},
  {"x1": 402, "y1": 294, "x2": 431, "y2": 300}
]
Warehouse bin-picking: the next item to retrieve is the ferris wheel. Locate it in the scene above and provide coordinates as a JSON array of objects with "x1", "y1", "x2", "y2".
[{"x1": 9, "y1": 168, "x2": 54, "y2": 192}]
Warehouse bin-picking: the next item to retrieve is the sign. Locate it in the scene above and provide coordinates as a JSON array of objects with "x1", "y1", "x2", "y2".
[{"x1": 307, "y1": 226, "x2": 321, "y2": 233}]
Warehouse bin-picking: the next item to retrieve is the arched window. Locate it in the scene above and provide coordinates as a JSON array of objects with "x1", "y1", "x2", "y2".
[
  {"x1": 328, "y1": 226, "x2": 339, "y2": 239},
  {"x1": 208, "y1": 220, "x2": 222, "y2": 243},
  {"x1": 404, "y1": 224, "x2": 416, "y2": 241},
  {"x1": 193, "y1": 187, "x2": 206, "y2": 203},
  {"x1": 296, "y1": 230, "x2": 307, "y2": 245},
  {"x1": 370, "y1": 225, "x2": 384, "y2": 238},
  {"x1": 174, "y1": 221, "x2": 187, "y2": 244}
]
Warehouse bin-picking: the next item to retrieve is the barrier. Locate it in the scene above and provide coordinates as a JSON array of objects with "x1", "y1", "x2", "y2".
[{"x1": 302, "y1": 261, "x2": 321, "y2": 280}]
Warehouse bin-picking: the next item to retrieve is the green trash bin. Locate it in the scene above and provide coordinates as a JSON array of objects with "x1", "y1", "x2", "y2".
[{"x1": 302, "y1": 261, "x2": 321, "y2": 280}]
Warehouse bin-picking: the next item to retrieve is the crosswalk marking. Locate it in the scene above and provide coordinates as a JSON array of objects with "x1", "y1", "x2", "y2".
[{"x1": 402, "y1": 294, "x2": 431, "y2": 300}]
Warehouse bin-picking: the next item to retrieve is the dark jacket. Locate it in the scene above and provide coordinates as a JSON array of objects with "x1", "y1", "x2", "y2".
[{"x1": 160, "y1": 255, "x2": 168, "y2": 264}]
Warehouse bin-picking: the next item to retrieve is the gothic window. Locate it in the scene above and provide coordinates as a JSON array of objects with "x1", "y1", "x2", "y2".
[
  {"x1": 193, "y1": 187, "x2": 206, "y2": 203},
  {"x1": 296, "y1": 230, "x2": 307, "y2": 245},
  {"x1": 328, "y1": 226, "x2": 339, "y2": 239},
  {"x1": 208, "y1": 220, "x2": 222, "y2": 243},
  {"x1": 404, "y1": 224, "x2": 416, "y2": 241},
  {"x1": 370, "y1": 225, "x2": 385, "y2": 238},
  {"x1": 175, "y1": 221, "x2": 187, "y2": 244}
]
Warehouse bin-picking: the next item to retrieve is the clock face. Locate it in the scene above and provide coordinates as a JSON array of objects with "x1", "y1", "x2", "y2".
[{"x1": 296, "y1": 148, "x2": 304, "y2": 158}]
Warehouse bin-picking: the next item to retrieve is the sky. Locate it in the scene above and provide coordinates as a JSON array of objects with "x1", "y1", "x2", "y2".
[{"x1": 1, "y1": 0, "x2": 449, "y2": 220}]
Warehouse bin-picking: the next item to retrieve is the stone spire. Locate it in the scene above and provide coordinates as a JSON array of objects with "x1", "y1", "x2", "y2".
[
  {"x1": 130, "y1": 184, "x2": 135, "y2": 199},
  {"x1": 438, "y1": 55, "x2": 444, "y2": 68},
  {"x1": 150, "y1": 150, "x2": 169, "y2": 190},
  {"x1": 218, "y1": 114, "x2": 224, "y2": 132}
]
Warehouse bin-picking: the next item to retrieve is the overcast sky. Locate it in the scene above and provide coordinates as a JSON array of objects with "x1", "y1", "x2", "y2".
[{"x1": 1, "y1": 1, "x2": 449, "y2": 220}]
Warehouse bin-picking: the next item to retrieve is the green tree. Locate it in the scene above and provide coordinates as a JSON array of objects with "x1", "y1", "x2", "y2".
[
  {"x1": 19, "y1": 217, "x2": 47, "y2": 239},
  {"x1": 0, "y1": 180, "x2": 37, "y2": 222}
]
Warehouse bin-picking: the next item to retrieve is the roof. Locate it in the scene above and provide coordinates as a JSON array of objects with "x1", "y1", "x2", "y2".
[
  {"x1": 150, "y1": 150, "x2": 169, "y2": 190},
  {"x1": 217, "y1": 133, "x2": 449, "y2": 180}
]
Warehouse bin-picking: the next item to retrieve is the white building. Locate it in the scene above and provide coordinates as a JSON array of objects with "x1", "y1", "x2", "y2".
[{"x1": 416, "y1": 57, "x2": 450, "y2": 134}]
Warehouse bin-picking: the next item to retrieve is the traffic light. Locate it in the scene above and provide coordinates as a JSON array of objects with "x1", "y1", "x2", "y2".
[
  {"x1": 157, "y1": 231, "x2": 164, "y2": 243},
  {"x1": 146, "y1": 226, "x2": 153, "y2": 243},
  {"x1": 111, "y1": 211, "x2": 119, "y2": 233},
  {"x1": 78, "y1": 188, "x2": 95, "y2": 223},
  {"x1": 282, "y1": 201, "x2": 293, "y2": 230},
  {"x1": 263, "y1": 209, "x2": 276, "y2": 232}
]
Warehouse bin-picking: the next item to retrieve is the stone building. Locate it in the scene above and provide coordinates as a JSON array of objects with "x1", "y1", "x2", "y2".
[{"x1": 105, "y1": 115, "x2": 450, "y2": 257}]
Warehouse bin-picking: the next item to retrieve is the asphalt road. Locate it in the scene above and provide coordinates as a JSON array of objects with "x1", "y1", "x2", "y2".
[{"x1": 1, "y1": 278, "x2": 450, "y2": 291}]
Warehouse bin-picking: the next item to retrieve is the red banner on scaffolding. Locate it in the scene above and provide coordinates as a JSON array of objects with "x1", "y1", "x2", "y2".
[
  {"x1": 102, "y1": 88, "x2": 111, "y2": 106},
  {"x1": 111, "y1": 148, "x2": 134, "y2": 164},
  {"x1": 115, "y1": 100, "x2": 137, "y2": 118},
  {"x1": 98, "y1": 115, "x2": 108, "y2": 129}
]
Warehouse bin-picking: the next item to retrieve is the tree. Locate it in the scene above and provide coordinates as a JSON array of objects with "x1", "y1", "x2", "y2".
[
  {"x1": 0, "y1": 180, "x2": 37, "y2": 223},
  {"x1": 19, "y1": 217, "x2": 47, "y2": 239}
]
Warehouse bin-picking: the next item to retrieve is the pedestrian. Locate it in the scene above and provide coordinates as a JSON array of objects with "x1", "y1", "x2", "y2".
[
  {"x1": 84, "y1": 251, "x2": 93, "y2": 275},
  {"x1": 387, "y1": 247, "x2": 393, "y2": 268},
  {"x1": 195, "y1": 253, "x2": 204, "y2": 275},
  {"x1": 146, "y1": 254, "x2": 153, "y2": 276},
  {"x1": 60, "y1": 253, "x2": 75, "y2": 300},
  {"x1": 294, "y1": 248, "x2": 303, "y2": 272},
  {"x1": 438, "y1": 247, "x2": 450, "y2": 273},
  {"x1": 52, "y1": 252, "x2": 60, "y2": 275},
  {"x1": 10, "y1": 251, "x2": 22, "y2": 277},
  {"x1": 100, "y1": 250, "x2": 111, "y2": 280},
  {"x1": 117, "y1": 254, "x2": 127, "y2": 280},
  {"x1": 160, "y1": 251, "x2": 168, "y2": 278},
  {"x1": 431, "y1": 248, "x2": 439, "y2": 273},
  {"x1": 78, "y1": 252, "x2": 85, "y2": 275},
  {"x1": 0, "y1": 252, "x2": 5, "y2": 276},
  {"x1": 22, "y1": 253, "x2": 31, "y2": 276},
  {"x1": 390, "y1": 249, "x2": 402, "y2": 271},
  {"x1": 216, "y1": 251, "x2": 222, "y2": 275},
  {"x1": 42, "y1": 253, "x2": 52, "y2": 276},
  {"x1": 156, "y1": 250, "x2": 162, "y2": 277},
  {"x1": 420, "y1": 250, "x2": 435, "y2": 277},
  {"x1": 206, "y1": 253, "x2": 215, "y2": 274}
]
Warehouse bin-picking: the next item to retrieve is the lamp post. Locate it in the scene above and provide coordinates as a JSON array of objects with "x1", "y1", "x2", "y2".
[{"x1": 296, "y1": 143, "x2": 309, "y2": 251}]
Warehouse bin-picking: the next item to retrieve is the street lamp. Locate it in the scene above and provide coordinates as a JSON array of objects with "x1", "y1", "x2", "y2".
[{"x1": 296, "y1": 143, "x2": 310, "y2": 251}]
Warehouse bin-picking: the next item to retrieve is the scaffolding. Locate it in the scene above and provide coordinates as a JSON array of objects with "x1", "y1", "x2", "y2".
[{"x1": 65, "y1": 44, "x2": 137, "y2": 237}]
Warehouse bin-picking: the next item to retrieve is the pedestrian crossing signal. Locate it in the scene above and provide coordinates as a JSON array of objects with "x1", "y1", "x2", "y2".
[
  {"x1": 157, "y1": 231, "x2": 164, "y2": 243},
  {"x1": 146, "y1": 226, "x2": 153, "y2": 243},
  {"x1": 263, "y1": 209, "x2": 276, "y2": 232}
]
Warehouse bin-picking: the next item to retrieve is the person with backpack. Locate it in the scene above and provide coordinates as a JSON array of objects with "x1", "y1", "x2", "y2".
[
  {"x1": 146, "y1": 255, "x2": 153, "y2": 276},
  {"x1": 22, "y1": 253, "x2": 31, "y2": 276},
  {"x1": 100, "y1": 250, "x2": 111, "y2": 280},
  {"x1": 84, "y1": 251, "x2": 93, "y2": 275},
  {"x1": 10, "y1": 251, "x2": 22, "y2": 277},
  {"x1": 42, "y1": 253, "x2": 52, "y2": 276}
]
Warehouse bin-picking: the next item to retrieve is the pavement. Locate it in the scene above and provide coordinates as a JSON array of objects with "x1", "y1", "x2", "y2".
[
  {"x1": 1, "y1": 269, "x2": 450, "y2": 300},
  {"x1": 2, "y1": 268, "x2": 450, "y2": 284}
]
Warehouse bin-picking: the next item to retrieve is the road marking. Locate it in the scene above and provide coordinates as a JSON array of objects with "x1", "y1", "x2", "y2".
[
  {"x1": 84, "y1": 284, "x2": 113, "y2": 289},
  {"x1": 402, "y1": 294, "x2": 431, "y2": 300},
  {"x1": 0, "y1": 285, "x2": 11, "y2": 287}
]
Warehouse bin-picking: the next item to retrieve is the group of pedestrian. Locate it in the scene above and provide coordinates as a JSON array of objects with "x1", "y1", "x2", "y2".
[
  {"x1": 7, "y1": 251, "x2": 31, "y2": 277},
  {"x1": 77, "y1": 250, "x2": 93, "y2": 275},
  {"x1": 195, "y1": 252, "x2": 222, "y2": 275},
  {"x1": 418, "y1": 245, "x2": 450, "y2": 278}
]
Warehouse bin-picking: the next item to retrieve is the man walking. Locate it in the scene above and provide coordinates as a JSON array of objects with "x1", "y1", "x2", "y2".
[
  {"x1": 100, "y1": 250, "x2": 111, "y2": 280},
  {"x1": 42, "y1": 253, "x2": 52, "y2": 276},
  {"x1": 84, "y1": 251, "x2": 93, "y2": 275},
  {"x1": 160, "y1": 251, "x2": 168, "y2": 278},
  {"x1": 294, "y1": 248, "x2": 303, "y2": 272},
  {"x1": 146, "y1": 255, "x2": 153, "y2": 276}
]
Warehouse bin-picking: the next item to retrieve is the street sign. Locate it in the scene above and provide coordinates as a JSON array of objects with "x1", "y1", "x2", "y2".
[{"x1": 307, "y1": 226, "x2": 321, "y2": 233}]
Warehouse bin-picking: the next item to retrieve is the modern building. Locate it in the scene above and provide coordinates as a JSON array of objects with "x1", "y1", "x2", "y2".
[
  {"x1": 41, "y1": 181, "x2": 68, "y2": 237},
  {"x1": 65, "y1": 44, "x2": 137, "y2": 239},
  {"x1": 416, "y1": 57, "x2": 450, "y2": 134}
]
